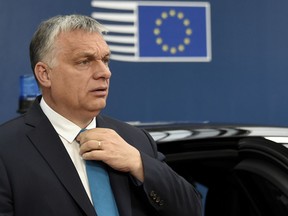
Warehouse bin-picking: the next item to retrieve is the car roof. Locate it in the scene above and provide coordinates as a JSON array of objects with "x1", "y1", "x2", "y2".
[{"x1": 131, "y1": 122, "x2": 288, "y2": 146}]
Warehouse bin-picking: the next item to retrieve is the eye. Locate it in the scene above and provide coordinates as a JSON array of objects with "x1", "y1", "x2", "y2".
[
  {"x1": 80, "y1": 59, "x2": 90, "y2": 65},
  {"x1": 102, "y1": 57, "x2": 110, "y2": 66},
  {"x1": 74, "y1": 58, "x2": 93, "y2": 70}
]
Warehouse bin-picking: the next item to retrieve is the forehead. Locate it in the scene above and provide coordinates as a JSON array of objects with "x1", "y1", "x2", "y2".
[{"x1": 55, "y1": 30, "x2": 110, "y2": 57}]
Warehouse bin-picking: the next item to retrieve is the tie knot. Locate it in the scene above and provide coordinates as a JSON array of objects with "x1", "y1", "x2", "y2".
[
  {"x1": 80, "y1": 128, "x2": 87, "y2": 133},
  {"x1": 76, "y1": 128, "x2": 87, "y2": 143}
]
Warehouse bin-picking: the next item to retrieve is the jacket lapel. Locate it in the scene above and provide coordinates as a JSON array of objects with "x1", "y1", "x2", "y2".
[
  {"x1": 25, "y1": 99, "x2": 96, "y2": 216},
  {"x1": 97, "y1": 115, "x2": 132, "y2": 216}
]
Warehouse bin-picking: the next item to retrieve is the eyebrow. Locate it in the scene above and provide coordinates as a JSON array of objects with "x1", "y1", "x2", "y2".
[{"x1": 74, "y1": 51, "x2": 111, "y2": 60}]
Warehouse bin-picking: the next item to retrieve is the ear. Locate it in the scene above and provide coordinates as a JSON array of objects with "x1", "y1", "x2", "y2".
[{"x1": 34, "y1": 62, "x2": 51, "y2": 88}]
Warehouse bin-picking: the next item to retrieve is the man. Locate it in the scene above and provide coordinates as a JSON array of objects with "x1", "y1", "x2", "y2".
[{"x1": 0, "y1": 14, "x2": 201, "y2": 216}]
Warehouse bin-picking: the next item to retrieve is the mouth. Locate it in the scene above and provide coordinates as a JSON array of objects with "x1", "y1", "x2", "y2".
[{"x1": 89, "y1": 86, "x2": 108, "y2": 97}]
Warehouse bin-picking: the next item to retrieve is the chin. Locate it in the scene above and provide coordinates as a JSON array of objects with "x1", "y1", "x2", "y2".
[{"x1": 87, "y1": 103, "x2": 106, "y2": 114}]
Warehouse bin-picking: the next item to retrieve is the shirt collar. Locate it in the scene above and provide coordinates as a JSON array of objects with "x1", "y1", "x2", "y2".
[{"x1": 40, "y1": 98, "x2": 96, "y2": 143}]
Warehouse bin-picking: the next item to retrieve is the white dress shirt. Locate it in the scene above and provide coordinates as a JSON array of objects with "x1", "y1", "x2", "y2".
[{"x1": 40, "y1": 98, "x2": 94, "y2": 202}]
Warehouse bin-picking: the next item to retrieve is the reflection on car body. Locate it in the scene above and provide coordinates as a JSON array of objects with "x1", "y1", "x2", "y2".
[{"x1": 134, "y1": 122, "x2": 288, "y2": 216}]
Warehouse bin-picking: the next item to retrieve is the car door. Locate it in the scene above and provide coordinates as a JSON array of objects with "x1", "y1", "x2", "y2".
[
  {"x1": 158, "y1": 136, "x2": 288, "y2": 216},
  {"x1": 233, "y1": 137, "x2": 288, "y2": 216}
]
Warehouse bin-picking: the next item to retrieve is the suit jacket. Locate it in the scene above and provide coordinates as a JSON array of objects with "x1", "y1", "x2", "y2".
[{"x1": 0, "y1": 97, "x2": 201, "y2": 216}]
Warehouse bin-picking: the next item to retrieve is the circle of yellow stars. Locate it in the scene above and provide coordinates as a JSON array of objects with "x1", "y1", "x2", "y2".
[{"x1": 153, "y1": 9, "x2": 193, "y2": 55}]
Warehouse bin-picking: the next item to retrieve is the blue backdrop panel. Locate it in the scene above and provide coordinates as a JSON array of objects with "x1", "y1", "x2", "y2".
[{"x1": 1, "y1": 0, "x2": 288, "y2": 126}]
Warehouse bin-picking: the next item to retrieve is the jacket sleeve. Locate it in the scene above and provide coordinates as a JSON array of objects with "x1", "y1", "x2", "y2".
[
  {"x1": 0, "y1": 156, "x2": 14, "y2": 216},
  {"x1": 139, "y1": 129, "x2": 202, "y2": 216}
]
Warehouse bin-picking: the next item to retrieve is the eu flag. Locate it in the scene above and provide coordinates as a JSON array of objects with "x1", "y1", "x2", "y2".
[
  {"x1": 91, "y1": 1, "x2": 211, "y2": 62},
  {"x1": 138, "y1": 5, "x2": 209, "y2": 59}
]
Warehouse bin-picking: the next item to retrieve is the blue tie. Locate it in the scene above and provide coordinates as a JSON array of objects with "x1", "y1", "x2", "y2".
[{"x1": 79, "y1": 129, "x2": 119, "y2": 216}]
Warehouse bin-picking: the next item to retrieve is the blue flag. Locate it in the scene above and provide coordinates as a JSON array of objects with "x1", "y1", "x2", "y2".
[
  {"x1": 139, "y1": 5, "x2": 208, "y2": 58},
  {"x1": 91, "y1": 1, "x2": 211, "y2": 62}
]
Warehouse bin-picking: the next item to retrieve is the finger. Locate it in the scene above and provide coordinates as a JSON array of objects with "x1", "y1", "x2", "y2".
[
  {"x1": 82, "y1": 150, "x2": 105, "y2": 160},
  {"x1": 82, "y1": 128, "x2": 115, "y2": 142},
  {"x1": 76, "y1": 129, "x2": 89, "y2": 142},
  {"x1": 79, "y1": 140, "x2": 104, "y2": 155},
  {"x1": 76, "y1": 129, "x2": 104, "y2": 144}
]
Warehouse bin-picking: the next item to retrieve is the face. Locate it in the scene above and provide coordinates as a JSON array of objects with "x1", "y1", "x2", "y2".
[{"x1": 36, "y1": 30, "x2": 111, "y2": 125}]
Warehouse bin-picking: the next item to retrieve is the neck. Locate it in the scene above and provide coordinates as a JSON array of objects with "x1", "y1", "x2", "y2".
[{"x1": 41, "y1": 96, "x2": 97, "y2": 128}]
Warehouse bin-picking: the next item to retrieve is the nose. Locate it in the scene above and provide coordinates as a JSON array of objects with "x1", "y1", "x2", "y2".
[{"x1": 92, "y1": 60, "x2": 112, "y2": 80}]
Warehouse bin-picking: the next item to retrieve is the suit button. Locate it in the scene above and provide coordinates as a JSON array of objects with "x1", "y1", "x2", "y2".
[
  {"x1": 153, "y1": 195, "x2": 157, "y2": 200},
  {"x1": 150, "y1": 190, "x2": 156, "y2": 197},
  {"x1": 150, "y1": 190, "x2": 158, "y2": 200}
]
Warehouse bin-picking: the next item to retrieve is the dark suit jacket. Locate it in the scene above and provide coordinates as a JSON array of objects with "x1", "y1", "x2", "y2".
[{"x1": 0, "y1": 97, "x2": 201, "y2": 216}]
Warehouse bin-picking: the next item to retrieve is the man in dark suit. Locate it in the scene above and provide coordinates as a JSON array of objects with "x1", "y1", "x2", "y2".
[{"x1": 0, "y1": 14, "x2": 202, "y2": 216}]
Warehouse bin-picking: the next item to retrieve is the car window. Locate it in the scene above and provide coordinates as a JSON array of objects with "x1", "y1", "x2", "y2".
[
  {"x1": 169, "y1": 159, "x2": 258, "y2": 216},
  {"x1": 169, "y1": 158, "x2": 288, "y2": 216}
]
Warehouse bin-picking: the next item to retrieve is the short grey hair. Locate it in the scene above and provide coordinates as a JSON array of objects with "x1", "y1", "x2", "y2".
[{"x1": 29, "y1": 14, "x2": 107, "y2": 70}]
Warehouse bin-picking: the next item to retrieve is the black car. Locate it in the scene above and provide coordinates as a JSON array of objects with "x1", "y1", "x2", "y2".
[{"x1": 135, "y1": 122, "x2": 288, "y2": 216}]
